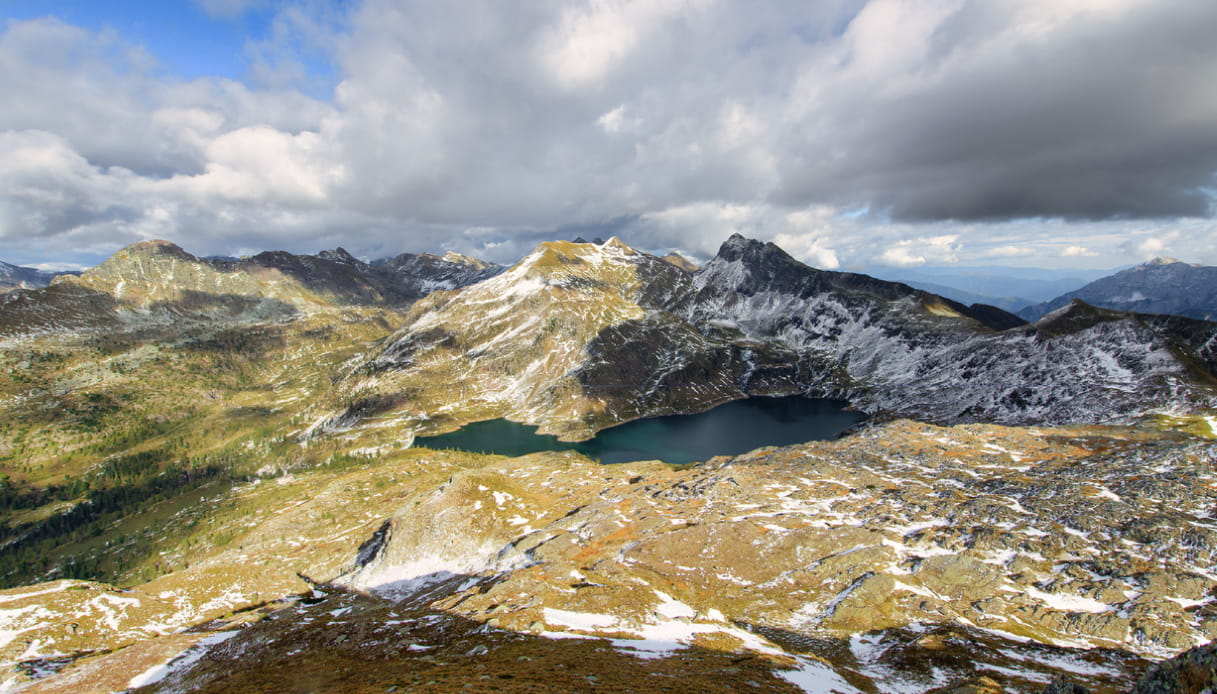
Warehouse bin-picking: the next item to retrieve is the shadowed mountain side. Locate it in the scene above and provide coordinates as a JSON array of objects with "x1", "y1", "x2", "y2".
[
  {"x1": 113, "y1": 585, "x2": 812, "y2": 694},
  {"x1": 373, "y1": 250, "x2": 504, "y2": 293},
  {"x1": 0, "y1": 285, "x2": 301, "y2": 340},
  {"x1": 1020, "y1": 258, "x2": 1217, "y2": 322},
  {"x1": 0, "y1": 260, "x2": 77, "y2": 293},
  {"x1": 573, "y1": 315, "x2": 843, "y2": 429},
  {"x1": 0, "y1": 283, "x2": 122, "y2": 338}
]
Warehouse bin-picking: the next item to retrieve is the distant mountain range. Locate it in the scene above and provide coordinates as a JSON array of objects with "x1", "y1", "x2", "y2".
[
  {"x1": 0, "y1": 260, "x2": 77, "y2": 292},
  {"x1": 869, "y1": 264, "x2": 1115, "y2": 309},
  {"x1": 1019, "y1": 257, "x2": 1217, "y2": 321},
  {"x1": 0, "y1": 241, "x2": 501, "y2": 338}
]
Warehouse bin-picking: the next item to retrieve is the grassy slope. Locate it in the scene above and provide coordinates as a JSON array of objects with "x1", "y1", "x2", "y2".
[{"x1": 0, "y1": 307, "x2": 404, "y2": 588}]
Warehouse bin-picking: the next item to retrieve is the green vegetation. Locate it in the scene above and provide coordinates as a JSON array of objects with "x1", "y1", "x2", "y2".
[{"x1": 0, "y1": 306, "x2": 407, "y2": 588}]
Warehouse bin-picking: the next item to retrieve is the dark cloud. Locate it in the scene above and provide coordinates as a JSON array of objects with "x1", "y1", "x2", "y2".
[{"x1": 774, "y1": 0, "x2": 1217, "y2": 222}]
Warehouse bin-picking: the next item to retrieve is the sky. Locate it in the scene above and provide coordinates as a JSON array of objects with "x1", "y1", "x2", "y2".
[{"x1": 2, "y1": 0, "x2": 1216, "y2": 272}]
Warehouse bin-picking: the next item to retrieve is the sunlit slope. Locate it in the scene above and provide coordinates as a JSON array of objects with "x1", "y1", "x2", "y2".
[
  {"x1": 325, "y1": 238, "x2": 789, "y2": 441},
  {"x1": 4, "y1": 422, "x2": 1215, "y2": 692}
]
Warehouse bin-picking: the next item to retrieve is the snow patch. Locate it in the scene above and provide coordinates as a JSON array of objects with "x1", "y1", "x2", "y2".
[
  {"x1": 542, "y1": 608, "x2": 619, "y2": 630},
  {"x1": 1024, "y1": 586, "x2": 1112, "y2": 613},
  {"x1": 125, "y1": 631, "x2": 238, "y2": 690},
  {"x1": 776, "y1": 657, "x2": 861, "y2": 693}
]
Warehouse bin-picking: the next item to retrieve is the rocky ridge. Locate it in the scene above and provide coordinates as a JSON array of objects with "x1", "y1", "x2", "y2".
[
  {"x1": 326, "y1": 235, "x2": 1217, "y2": 442},
  {"x1": 0, "y1": 241, "x2": 498, "y2": 340},
  {"x1": 372, "y1": 251, "x2": 504, "y2": 294}
]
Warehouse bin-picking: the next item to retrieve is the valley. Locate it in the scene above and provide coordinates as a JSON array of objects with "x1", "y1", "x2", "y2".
[{"x1": 0, "y1": 237, "x2": 1214, "y2": 693}]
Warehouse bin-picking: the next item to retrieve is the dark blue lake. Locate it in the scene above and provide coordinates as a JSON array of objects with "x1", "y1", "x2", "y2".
[{"x1": 413, "y1": 396, "x2": 865, "y2": 465}]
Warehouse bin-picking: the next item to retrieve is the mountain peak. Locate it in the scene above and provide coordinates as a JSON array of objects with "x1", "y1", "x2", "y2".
[
  {"x1": 660, "y1": 252, "x2": 699, "y2": 273},
  {"x1": 318, "y1": 248, "x2": 360, "y2": 265},
  {"x1": 712, "y1": 234, "x2": 802, "y2": 270},
  {"x1": 440, "y1": 251, "x2": 493, "y2": 269},
  {"x1": 121, "y1": 239, "x2": 196, "y2": 260},
  {"x1": 1142, "y1": 256, "x2": 1181, "y2": 266}
]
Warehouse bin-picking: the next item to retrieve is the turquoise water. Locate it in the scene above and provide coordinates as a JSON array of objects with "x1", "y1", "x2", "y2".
[{"x1": 413, "y1": 396, "x2": 866, "y2": 465}]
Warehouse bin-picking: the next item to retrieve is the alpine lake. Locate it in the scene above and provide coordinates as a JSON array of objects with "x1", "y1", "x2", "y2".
[{"x1": 413, "y1": 396, "x2": 866, "y2": 465}]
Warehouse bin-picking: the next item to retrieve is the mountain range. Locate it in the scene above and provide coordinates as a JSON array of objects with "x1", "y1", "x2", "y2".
[
  {"x1": 868, "y1": 265, "x2": 1115, "y2": 312},
  {"x1": 0, "y1": 235, "x2": 1214, "y2": 693},
  {"x1": 324, "y1": 235, "x2": 1215, "y2": 443},
  {"x1": 1020, "y1": 257, "x2": 1217, "y2": 321},
  {"x1": 0, "y1": 261, "x2": 76, "y2": 293}
]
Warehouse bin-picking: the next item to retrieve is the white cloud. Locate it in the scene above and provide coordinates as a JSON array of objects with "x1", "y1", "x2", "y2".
[
  {"x1": 2, "y1": 1, "x2": 1217, "y2": 272},
  {"x1": 878, "y1": 244, "x2": 925, "y2": 267},
  {"x1": 1061, "y1": 245, "x2": 1097, "y2": 257},
  {"x1": 876, "y1": 235, "x2": 961, "y2": 267},
  {"x1": 1132, "y1": 232, "x2": 1181, "y2": 259},
  {"x1": 537, "y1": 0, "x2": 713, "y2": 90},
  {"x1": 980, "y1": 245, "x2": 1034, "y2": 258}
]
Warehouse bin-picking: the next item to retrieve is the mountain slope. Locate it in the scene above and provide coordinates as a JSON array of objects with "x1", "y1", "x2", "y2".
[
  {"x1": 0, "y1": 241, "x2": 499, "y2": 339},
  {"x1": 875, "y1": 277, "x2": 1032, "y2": 313},
  {"x1": 5, "y1": 421, "x2": 1215, "y2": 692},
  {"x1": 372, "y1": 250, "x2": 503, "y2": 293},
  {"x1": 1020, "y1": 257, "x2": 1217, "y2": 321},
  {"x1": 325, "y1": 238, "x2": 776, "y2": 440},
  {"x1": 326, "y1": 235, "x2": 1216, "y2": 441},
  {"x1": 684, "y1": 237, "x2": 1217, "y2": 424},
  {"x1": 2, "y1": 237, "x2": 1217, "y2": 692}
]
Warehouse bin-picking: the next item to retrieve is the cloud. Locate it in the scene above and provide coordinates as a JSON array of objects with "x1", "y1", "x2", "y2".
[
  {"x1": 1061, "y1": 245, "x2": 1098, "y2": 257},
  {"x1": 980, "y1": 245, "x2": 1035, "y2": 258},
  {"x1": 2, "y1": 1, "x2": 1217, "y2": 270},
  {"x1": 1128, "y1": 232, "x2": 1182, "y2": 259},
  {"x1": 876, "y1": 235, "x2": 962, "y2": 267},
  {"x1": 775, "y1": 0, "x2": 1217, "y2": 221}
]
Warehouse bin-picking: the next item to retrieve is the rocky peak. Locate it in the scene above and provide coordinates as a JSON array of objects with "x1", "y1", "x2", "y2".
[
  {"x1": 317, "y1": 247, "x2": 360, "y2": 265},
  {"x1": 660, "y1": 252, "x2": 700, "y2": 273},
  {"x1": 103, "y1": 239, "x2": 198, "y2": 267},
  {"x1": 440, "y1": 251, "x2": 494, "y2": 270},
  {"x1": 712, "y1": 233, "x2": 782, "y2": 264},
  {"x1": 78, "y1": 240, "x2": 201, "y2": 284}
]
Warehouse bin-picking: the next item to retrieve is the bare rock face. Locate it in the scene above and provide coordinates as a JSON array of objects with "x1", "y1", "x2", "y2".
[
  {"x1": 1043, "y1": 639, "x2": 1217, "y2": 694},
  {"x1": 1127, "y1": 639, "x2": 1216, "y2": 694}
]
